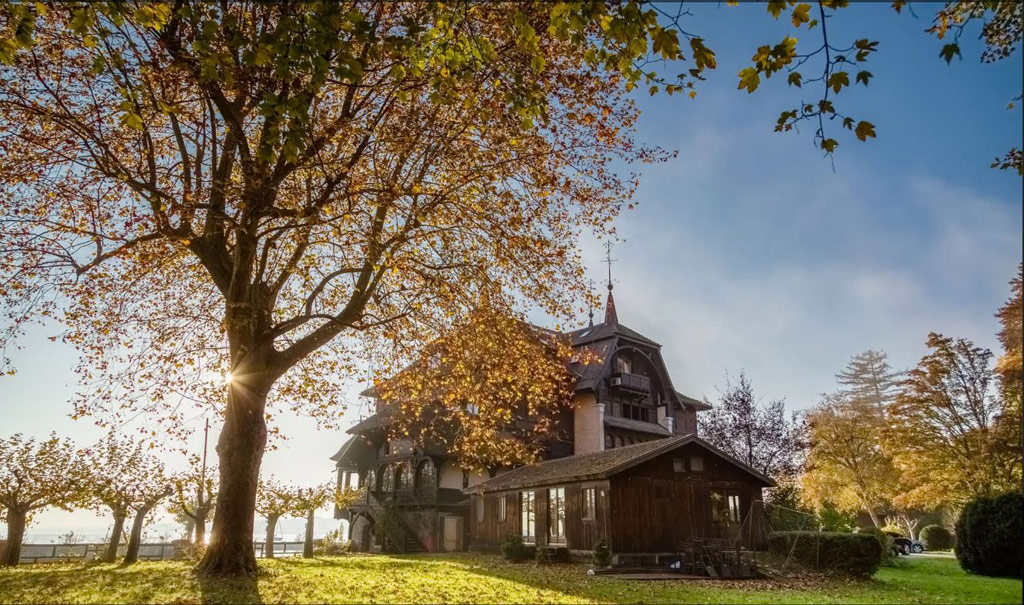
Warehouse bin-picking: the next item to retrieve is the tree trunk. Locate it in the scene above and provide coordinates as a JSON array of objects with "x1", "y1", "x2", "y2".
[
  {"x1": 103, "y1": 511, "x2": 126, "y2": 563},
  {"x1": 866, "y1": 508, "x2": 881, "y2": 528},
  {"x1": 194, "y1": 514, "x2": 206, "y2": 547},
  {"x1": 197, "y1": 376, "x2": 270, "y2": 576},
  {"x1": 124, "y1": 505, "x2": 153, "y2": 565},
  {"x1": 303, "y1": 508, "x2": 315, "y2": 558},
  {"x1": 1, "y1": 507, "x2": 27, "y2": 566},
  {"x1": 265, "y1": 514, "x2": 280, "y2": 559}
]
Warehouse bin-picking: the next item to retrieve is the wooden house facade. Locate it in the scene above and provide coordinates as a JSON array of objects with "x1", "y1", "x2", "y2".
[
  {"x1": 464, "y1": 435, "x2": 773, "y2": 558},
  {"x1": 331, "y1": 289, "x2": 773, "y2": 556}
]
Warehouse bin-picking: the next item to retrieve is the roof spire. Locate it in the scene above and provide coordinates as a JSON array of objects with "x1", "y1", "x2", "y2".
[
  {"x1": 604, "y1": 241, "x2": 618, "y2": 325},
  {"x1": 587, "y1": 279, "x2": 595, "y2": 328}
]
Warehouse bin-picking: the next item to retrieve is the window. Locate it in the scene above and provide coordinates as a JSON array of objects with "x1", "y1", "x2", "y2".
[
  {"x1": 476, "y1": 498, "x2": 485, "y2": 523},
  {"x1": 621, "y1": 403, "x2": 651, "y2": 423},
  {"x1": 365, "y1": 469, "x2": 377, "y2": 492},
  {"x1": 605, "y1": 434, "x2": 614, "y2": 449},
  {"x1": 728, "y1": 493, "x2": 741, "y2": 524},
  {"x1": 381, "y1": 466, "x2": 394, "y2": 492},
  {"x1": 498, "y1": 495, "x2": 507, "y2": 522},
  {"x1": 548, "y1": 487, "x2": 566, "y2": 544},
  {"x1": 520, "y1": 492, "x2": 536, "y2": 542},
  {"x1": 615, "y1": 355, "x2": 632, "y2": 374},
  {"x1": 710, "y1": 488, "x2": 742, "y2": 526},
  {"x1": 462, "y1": 469, "x2": 469, "y2": 489},
  {"x1": 673, "y1": 458, "x2": 686, "y2": 473},
  {"x1": 582, "y1": 488, "x2": 596, "y2": 520},
  {"x1": 466, "y1": 402, "x2": 480, "y2": 416},
  {"x1": 417, "y1": 459, "x2": 435, "y2": 489},
  {"x1": 689, "y1": 456, "x2": 704, "y2": 472},
  {"x1": 395, "y1": 464, "x2": 410, "y2": 490}
]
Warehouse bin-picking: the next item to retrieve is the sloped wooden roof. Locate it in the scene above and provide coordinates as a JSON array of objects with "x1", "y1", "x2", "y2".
[{"x1": 463, "y1": 434, "x2": 774, "y2": 494}]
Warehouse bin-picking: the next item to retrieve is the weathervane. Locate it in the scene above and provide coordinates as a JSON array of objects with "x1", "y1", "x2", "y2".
[{"x1": 604, "y1": 240, "x2": 617, "y2": 292}]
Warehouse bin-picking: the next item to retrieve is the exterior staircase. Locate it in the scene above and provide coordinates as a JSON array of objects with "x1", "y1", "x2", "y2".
[{"x1": 363, "y1": 490, "x2": 426, "y2": 553}]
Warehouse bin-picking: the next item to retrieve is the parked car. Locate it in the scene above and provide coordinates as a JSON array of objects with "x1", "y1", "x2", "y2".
[
  {"x1": 891, "y1": 536, "x2": 912, "y2": 555},
  {"x1": 883, "y1": 532, "x2": 924, "y2": 554}
]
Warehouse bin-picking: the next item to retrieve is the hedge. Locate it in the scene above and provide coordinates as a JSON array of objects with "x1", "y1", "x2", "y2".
[
  {"x1": 920, "y1": 525, "x2": 954, "y2": 551},
  {"x1": 955, "y1": 492, "x2": 1023, "y2": 578},
  {"x1": 768, "y1": 531, "x2": 883, "y2": 577}
]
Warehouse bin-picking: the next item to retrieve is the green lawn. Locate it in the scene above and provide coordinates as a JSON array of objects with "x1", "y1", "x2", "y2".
[{"x1": 0, "y1": 553, "x2": 1019, "y2": 604}]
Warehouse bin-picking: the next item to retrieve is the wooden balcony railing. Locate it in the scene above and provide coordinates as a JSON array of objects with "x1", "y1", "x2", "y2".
[{"x1": 610, "y1": 372, "x2": 650, "y2": 395}]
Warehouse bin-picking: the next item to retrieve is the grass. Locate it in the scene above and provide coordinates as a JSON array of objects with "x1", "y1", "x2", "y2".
[{"x1": 0, "y1": 552, "x2": 1020, "y2": 604}]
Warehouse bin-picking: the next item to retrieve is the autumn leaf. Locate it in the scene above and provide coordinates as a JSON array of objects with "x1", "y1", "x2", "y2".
[
  {"x1": 738, "y1": 67, "x2": 760, "y2": 93},
  {"x1": 854, "y1": 120, "x2": 876, "y2": 141}
]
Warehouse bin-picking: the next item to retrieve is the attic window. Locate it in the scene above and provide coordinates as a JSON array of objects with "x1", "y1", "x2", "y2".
[{"x1": 690, "y1": 456, "x2": 704, "y2": 472}]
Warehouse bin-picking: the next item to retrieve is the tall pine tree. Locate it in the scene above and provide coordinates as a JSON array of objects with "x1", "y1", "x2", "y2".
[{"x1": 835, "y1": 350, "x2": 904, "y2": 409}]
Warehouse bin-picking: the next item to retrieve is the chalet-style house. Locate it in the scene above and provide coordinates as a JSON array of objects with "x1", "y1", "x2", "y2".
[{"x1": 331, "y1": 288, "x2": 774, "y2": 558}]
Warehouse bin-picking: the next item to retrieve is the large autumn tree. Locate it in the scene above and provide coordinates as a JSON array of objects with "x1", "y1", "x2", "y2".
[
  {"x1": 887, "y1": 333, "x2": 1021, "y2": 510},
  {"x1": 0, "y1": 1, "x2": 1017, "y2": 576},
  {"x1": 802, "y1": 393, "x2": 900, "y2": 527}
]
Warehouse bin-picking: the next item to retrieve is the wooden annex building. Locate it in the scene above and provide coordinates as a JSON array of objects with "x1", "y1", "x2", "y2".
[{"x1": 464, "y1": 435, "x2": 774, "y2": 559}]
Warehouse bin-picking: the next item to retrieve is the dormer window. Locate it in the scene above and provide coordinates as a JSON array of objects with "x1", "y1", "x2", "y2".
[{"x1": 615, "y1": 355, "x2": 632, "y2": 374}]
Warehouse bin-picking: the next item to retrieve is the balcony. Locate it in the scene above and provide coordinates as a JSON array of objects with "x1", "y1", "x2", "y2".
[
  {"x1": 351, "y1": 486, "x2": 466, "y2": 508},
  {"x1": 610, "y1": 372, "x2": 650, "y2": 396}
]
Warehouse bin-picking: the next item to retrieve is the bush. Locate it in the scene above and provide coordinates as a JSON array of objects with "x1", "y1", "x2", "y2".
[
  {"x1": 768, "y1": 531, "x2": 883, "y2": 577},
  {"x1": 534, "y1": 544, "x2": 551, "y2": 564},
  {"x1": 880, "y1": 524, "x2": 905, "y2": 536},
  {"x1": 920, "y1": 525, "x2": 954, "y2": 551},
  {"x1": 592, "y1": 538, "x2": 612, "y2": 568},
  {"x1": 500, "y1": 534, "x2": 535, "y2": 562},
  {"x1": 315, "y1": 528, "x2": 353, "y2": 556},
  {"x1": 955, "y1": 492, "x2": 1023, "y2": 578},
  {"x1": 855, "y1": 527, "x2": 898, "y2": 565}
]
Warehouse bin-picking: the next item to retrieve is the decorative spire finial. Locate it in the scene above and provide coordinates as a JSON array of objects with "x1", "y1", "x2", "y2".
[
  {"x1": 603, "y1": 241, "x2": 618, "y2": 325},
  {"x1": 587, "y1": 279, "x2": 595, "y2": 328}
]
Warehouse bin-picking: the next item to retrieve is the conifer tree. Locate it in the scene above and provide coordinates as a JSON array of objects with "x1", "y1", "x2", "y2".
[{"x1": 835, "y1": 350, "x2": 903, "y2": 409}]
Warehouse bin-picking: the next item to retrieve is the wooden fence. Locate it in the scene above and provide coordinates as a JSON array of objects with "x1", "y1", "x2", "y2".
[{"x1": 16, "y1": 541, "x2": 306, "y2": 563}]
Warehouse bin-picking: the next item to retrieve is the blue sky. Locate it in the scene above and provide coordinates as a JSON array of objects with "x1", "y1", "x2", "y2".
[{"x1": 2, "y1": 3, "x2": 1020, "y2": 539}]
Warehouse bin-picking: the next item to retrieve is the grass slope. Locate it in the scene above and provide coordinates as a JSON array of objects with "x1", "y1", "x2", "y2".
[{"x1": 0, "y1": 553, "x2": 1019, "y2": 604}]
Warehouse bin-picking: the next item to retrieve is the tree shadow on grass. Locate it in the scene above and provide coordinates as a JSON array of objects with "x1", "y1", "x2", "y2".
[{"x1": 196, "y1": 570, "x2": 262, "y2": 605}]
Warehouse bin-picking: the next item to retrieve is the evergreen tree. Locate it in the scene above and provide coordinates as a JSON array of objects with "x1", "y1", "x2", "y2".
[{"x1": 835, "y1": 350, "x2": 904, "y2": 409}]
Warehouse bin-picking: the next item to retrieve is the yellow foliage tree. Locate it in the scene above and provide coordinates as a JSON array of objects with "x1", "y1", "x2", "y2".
[{"x1": 801, "y1": 393, "x2": 899, "y2": 527}]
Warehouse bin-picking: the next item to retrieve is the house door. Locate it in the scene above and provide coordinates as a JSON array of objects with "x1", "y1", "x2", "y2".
[{"x1": 443, "y1": 515, "x2": 464, "y2": 551}]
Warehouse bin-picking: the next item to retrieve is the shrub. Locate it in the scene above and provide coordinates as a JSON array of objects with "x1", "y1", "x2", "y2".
[
  {"x1": 592, "y1": 538, "x2": 612, "y2": 568},
  {"x1": 920, "y1": 525, "x2": 954, "y2": 551},
  {"x1": 500, "y1": 534, "x2": 534, "y2": 562},
  {"x1": 768, "y1": 531, "x2": 883, "y2": 577},
  {"x1": 955, "y1": 492, "x2": 1023, "y2": 578},
  {"x1": 316, "y1": 528, "x2": 353, "y2": 556},
  {"x1": 880, "y1": 524, "x2": 905, "y2": 536},
  {"x1": 855, "y1": 527, "x2": 898, "y2": 565},
  {"x1": 818, "y1": 503, "x2": 856, "y2": 533},
  {"x1": 535, "y1": 544, "x2": 551, "y2": 564}
]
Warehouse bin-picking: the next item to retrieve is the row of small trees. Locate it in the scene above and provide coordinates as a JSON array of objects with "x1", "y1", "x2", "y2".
[{"x1": 0, "y1": 432, "x2": 347, "y2": 567}]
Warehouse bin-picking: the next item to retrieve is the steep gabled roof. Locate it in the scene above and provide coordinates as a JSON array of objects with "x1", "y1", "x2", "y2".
[
  {"x1": 347, "y1": 406, "x2": 396, "y2": 434},
  {"x1": 463, "y1": 434, "x2": 775, "y2": 494},
  {"x1": 330, "y1": 435, "x2": 376, "y2": 469},
  {"x1": 604, "y1": 415, "x2": 671, "y2": 436},
  {"x1": 676, "y1": 390, "x2": 713, "y2": 411}
]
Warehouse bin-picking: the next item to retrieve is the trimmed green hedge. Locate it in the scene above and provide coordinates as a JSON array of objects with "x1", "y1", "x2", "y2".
[
  {"x1": 955, "y1": 492, "x2": 1023, "y2": 578},
  {"x1": 920, "y1": 525, "x2": 954, "y2": 551},
  {"x1": 768, "y1": 531, "x2": 883, "y2": 577}
]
